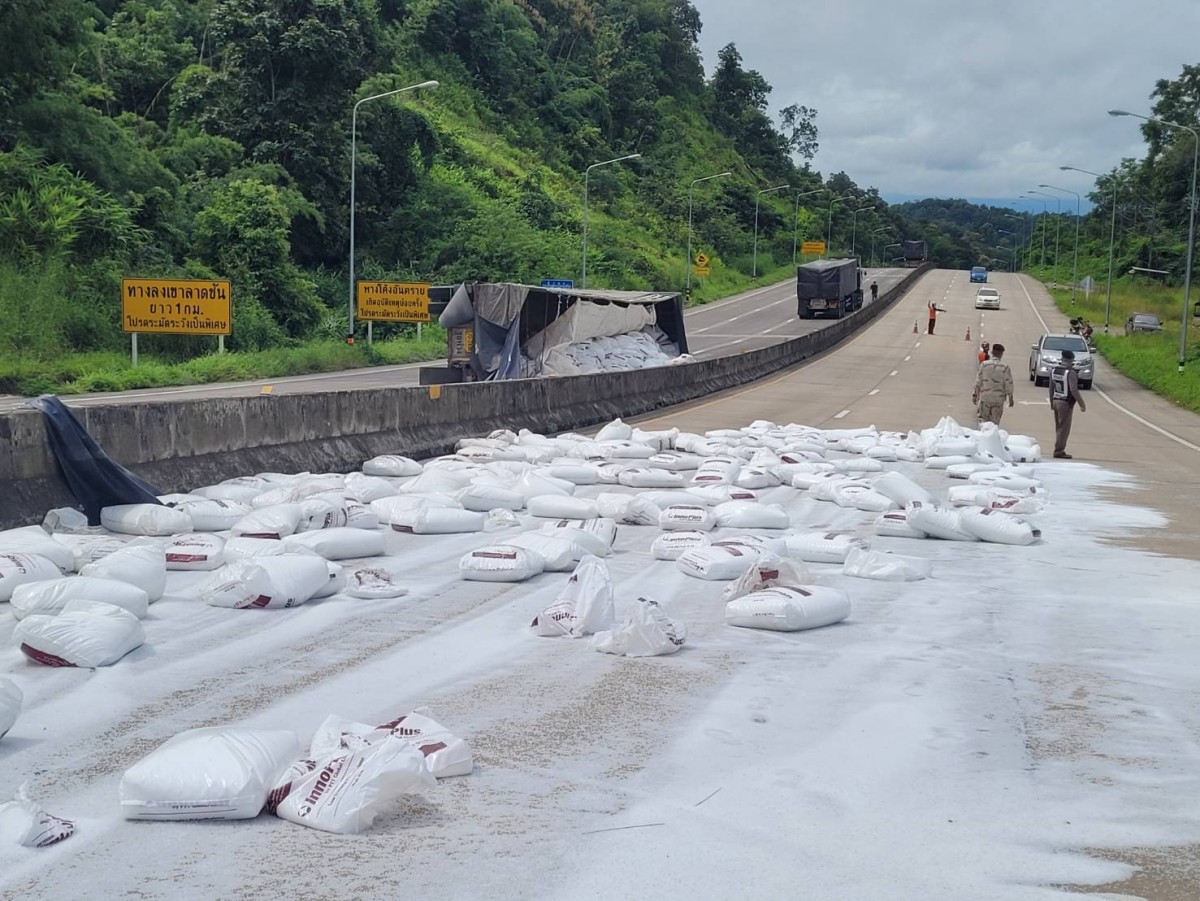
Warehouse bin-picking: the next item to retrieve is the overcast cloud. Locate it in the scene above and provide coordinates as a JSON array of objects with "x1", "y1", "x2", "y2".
[{"x1": 689, "y1": 1, "x2": 1200, "y2": 209}]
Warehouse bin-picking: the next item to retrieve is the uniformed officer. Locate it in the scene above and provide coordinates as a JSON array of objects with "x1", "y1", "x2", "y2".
[{"x1": 972, "y1": 343, "x2": 1014, "y2": 425}]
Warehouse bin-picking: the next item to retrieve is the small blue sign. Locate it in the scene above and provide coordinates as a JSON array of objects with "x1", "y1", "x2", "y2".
[{"x1": 540, "y1": 279, "x2": 574, "y2": 289}]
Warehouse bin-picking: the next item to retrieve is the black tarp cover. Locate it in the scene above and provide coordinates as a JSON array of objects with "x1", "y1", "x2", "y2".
[{"x1": 30, "y1": 395, "x2": 162, "y2": 524}]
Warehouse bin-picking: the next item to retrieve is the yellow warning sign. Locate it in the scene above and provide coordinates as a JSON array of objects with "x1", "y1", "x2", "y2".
[
  {"x1": 692, "y1": 266, "x2": 711, "y2": 277},
  {"x1": 694, "y1": 252, "x2": 709, "y2": 266},
  {"x1": 121, "y1": 278, "x2": 231, "y2": 335},
  {"x1": 801, "y1": 241, "x2": 826, "y2": 255},
  {"x1": 356, "y1": 281, "x2": 431, "y2": 322}
]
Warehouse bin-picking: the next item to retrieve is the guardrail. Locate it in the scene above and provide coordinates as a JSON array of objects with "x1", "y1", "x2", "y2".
[{"x1": 0, "y1": 265, "x2": 931, "y2": 528}]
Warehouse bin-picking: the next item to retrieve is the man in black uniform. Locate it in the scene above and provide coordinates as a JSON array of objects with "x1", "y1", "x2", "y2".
[{"x1": 1049, "y1": 350, "x2": 1087, "y2": 458}]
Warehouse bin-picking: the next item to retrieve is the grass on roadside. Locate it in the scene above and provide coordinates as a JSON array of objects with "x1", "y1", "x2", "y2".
[{"x1": 1043, "y1": 280, "x2": 1200, "y2": 415}]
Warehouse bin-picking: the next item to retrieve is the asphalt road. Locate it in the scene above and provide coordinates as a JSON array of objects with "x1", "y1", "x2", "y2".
[{"x1": 0, "y1": 268, "x2": 909, "y2": 413}]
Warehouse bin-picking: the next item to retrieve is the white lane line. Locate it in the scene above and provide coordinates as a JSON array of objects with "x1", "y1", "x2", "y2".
[
  {"x1": 834, "y1": 409, "x2": 851, "y2": 419},
  {"x1": 904, "y1": 355, "x2": 911, "y2": 362},
  {"x1": 889, "y1": 370, "x2": 899, "y2": 377},
  {"x1": 1016, "y1": 275, "x2": 1200, "y2": 454},
  {"x1": 915, "y1": 342, "x2": 921, "y2": 348},
  {"x1": 868, "y1": 389, "x2": 880, "y2": 396}
]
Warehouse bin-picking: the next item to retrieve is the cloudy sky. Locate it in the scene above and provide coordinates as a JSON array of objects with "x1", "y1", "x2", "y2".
[{"x1": 689, "y1": 0, "x2": 1200, "y2": 210}]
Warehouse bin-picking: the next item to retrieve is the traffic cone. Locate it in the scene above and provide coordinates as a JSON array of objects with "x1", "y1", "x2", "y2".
[
  {"x1": 913, "y1": 320, "x2": 918, "y2": 334},
  {"x1": 965, "y1": 326, "x2": 971, "y2": 342}
]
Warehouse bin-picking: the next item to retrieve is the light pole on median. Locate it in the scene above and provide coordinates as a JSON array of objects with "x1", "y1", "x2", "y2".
[
  {"x1": 792, "y1": 188, "x2": 824, "y2": 265},
  {"x1": 753, "y1": 183, "x2": 790, "y2": 278},
  {"x1": 1040, "y1": 183, "x2": 1082, "y2": 304},
  {"x1": 998, "y1": 229, "x2": 1018, "y2": 274},
  {"x1": 850, "y1": 206, "x2": 873, "y2": 260},
  {"x1": 1020, "y1": 193, "x2": 1049, "y2": 272},
  {"x1": 884, "y1": 243, "x2": 901, "y2": 268},
  {"x1": 1062, "y1": 165, "x2": 1120, "y2": 333},
  {"x1": 870, "y1": 227, "x2": 892, "y2": 268},
  {"x1": 1110, "y1": 109, "x2": 1198, "y2": 372},
  {"x1": 826, "y1": 190, "x2": 853, "y2": 258},
  {"x1": 1003, "y1": 214, "x2": 1024, "y2": 271},
  {"x1": 348, "y1": 79, "x2": 439, "y2": 344},
  {"x1": 582, "y1": 153, "x2": 641, "y2": 289},
  {"x1": 686, "y1": 170, "x2": 731, "y2": 298},
  {"x1": 1028, "y1": 189, "x2": 1062, "y2": 287}
]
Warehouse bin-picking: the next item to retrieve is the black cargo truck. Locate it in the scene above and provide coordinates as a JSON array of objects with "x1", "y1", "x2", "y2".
[
  {"x1": 796, "y1": 258, "x2": 864, "y2": 319},
  {"x1": 902, "y1": 240, "x2": 927, "y2": 268}
]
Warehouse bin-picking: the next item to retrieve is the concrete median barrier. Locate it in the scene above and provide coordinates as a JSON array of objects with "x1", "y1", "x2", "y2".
[{"x1": 0, "y1": 266, "x2": 930, "y2": 528}]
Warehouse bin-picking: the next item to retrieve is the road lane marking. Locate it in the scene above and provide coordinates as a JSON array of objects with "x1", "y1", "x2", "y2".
[
  {"x1": 904, "y1": 355, "x2": 911, "y2": 362},
  {"x1": 889, "y1": 370, "x2": 899, "y2": 376},
  {"x1": 868, "y1": 389, "x2": 880, "y2": 396},
  {"x1": 834, "y1": 409, "x2": 851, "y2": 419},
  {"x1": 1016, "y1": 275, "x2": 1200, "y2": 455}
]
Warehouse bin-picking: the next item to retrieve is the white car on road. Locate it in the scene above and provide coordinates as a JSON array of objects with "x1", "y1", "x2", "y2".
[{"x1": 974, "y1": 287, "x2": 1001, "y2": 310}]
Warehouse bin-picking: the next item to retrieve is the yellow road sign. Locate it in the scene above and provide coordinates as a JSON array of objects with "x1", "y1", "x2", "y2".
[
  {"x1": 801, "y1": 241, "x2": 826, "y2": 255},
  {"x1": 692, "y1": 266, "x2": 711, "y2": 277},
  {"x1": 121, "y1": 278, "x2": 231, "y2": 335},
  {"x1": 694, "y1": 252, "x2": 709, "y2": 266},
  {"x1": 356, "y1": 281, "x2": 432, "y2": 322}
]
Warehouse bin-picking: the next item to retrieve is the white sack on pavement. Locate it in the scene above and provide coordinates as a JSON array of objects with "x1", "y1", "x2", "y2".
[
  {"x1": 906, "y1": 502, "x2": 979, "y2": 542},
  {"x1": 460, "y1": 546, "x2": 545, "y2": 582},
  {"x1": 200, "y1": 556, "x2": 330, "y2": 609},
  {"x1": 785, "y1": 532, "x2": 870, "y2": 564},
  {"x1": 283, "y1": 528, "x2": 386, "y2": 560},
  {"x1": 164, "y1": 533, "x2": 226, "y2": 571},
  {"x1": 0, "y1": 552, "x2": 65, "y2": 602},
  {"x1": 80, "y1": 544, "x2": 167, "y2": 601},
  {"x1": 531, "y1": 555, "x2": 615, "y2": 637},
  {"x1": 120, "y1": 727, "x2": 301, "y2": 820},
  {"x1": 0, "y1": 527, "x2": 77, "y2": 573},
  {"x1": 100, "y1": 503, "x2": 193, "y2": 537},
  {"x1": 0, "y1": 787, "x2": 75, "y2": 847},
  {"x1": 308, "y1": 708, "x2": 473, "y2": 779},
  {"x1": 15, "y1": 599, "x2": 145, "y2": 667},
  {"x1": 958, "y1": 508, "x2": 1042, "y2": 546},
  {"x1": 11, "y1": 577, "x2": 149, "y2": 620},
  {"x1": 591, "y1": 597, "x2": 686, "y2": 657},
  {"x1": 725, "y1": 585, "x2": 851, "y2": 632},
  {"x1": 842, "y1": 546, "x2": 932, "y2": 581}
]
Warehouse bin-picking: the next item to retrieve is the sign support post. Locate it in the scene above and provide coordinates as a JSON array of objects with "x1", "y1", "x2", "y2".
[{"x1": 131, "y1": 333, "x2": 138, "y2": 367}]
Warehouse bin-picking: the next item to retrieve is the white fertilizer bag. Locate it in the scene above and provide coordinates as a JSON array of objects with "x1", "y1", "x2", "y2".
[
  {"x1": 531, "y1": 555, "x2": 615, "y2": 637},
  {"x1": 231, "y1": 504, "x2": 304, "y2": 539},
  {"x1": 968, "y1": 471, "x2": 1043, "y2": 491},
  {"x1": 201, "y1": 556, "x2": 330, "y2": 609},
  {"x1": 120, "y1": 728, "x2": 301, "y2": 821},
  {"x1": 595, "y1": 493, "x2": 662, "y2": 526},
  {"x1": 100, "y1": 503, "x2": 193, "y2": 537},
  {"x1": 677, "y1": 543, "x2": 763, "y2": 581},
  {"x1": 0, "y1": 678, "x2": 20, "y2": 741},
  {"x1": 297, "y1": 497, "x2": 351, "y2": 531},
  {"x1": 595, "y1": 418, "x2": 633, "y2": 442},
  {"x1": 0, "y1": 553, "x2": 64, "y2": 602},
  {"x1": 362, "y1": 455, "x2": 423, "y2": 477},
  {"x1": 924, "y1": 455, "x2": 973, "y2": 470},
  {"x1": 0, "y1": 528, "x2": 77, "y2": 573},
  {"x1": 713, "y1": 501, "x2": 790, "y2": 530},
  {"x1": 344, "y1": 567, "x2": 407, "y2": 599},
  {"x1": 42, "y1": 506, "x2": 90, "y2": 533},
  {"x1": 460, "y1": 546, "x2": 545, "y2": 582},
  {"x1": 527, "y1": 495, "x2": 599, "y2": 520},
  {"x1": 539, "y1": 518, "x2": 618, "y2": 556},
  {"x1": 785, "y1": 532, "x2": 870, "y2": 564},
  {"x1": 390, "y1": 507, "x2": 485, "y2": 535},
  {"x1": 223, "y1": 536, "x2": 293, "y2": 561},
  {"x1": 947, "y1": 485, "x2": 1048, "y2": 515},
  {"x1": 515, "y1": 470, "x2": 574, "y2": 501},
  {"x1": 842, "y1": 546, "x2": 932, "y2": 581},
  {"x1": 905, "y1": 502, "x2": 978, "y2": 542},
  {"x1": 647, "y1": 451, "x2": 703, "y2": 471},
  {"x1": 542, "y1": 464, "x2": 600, "y2": 486},
  {"x1": 591, "y1": 597, "x2": 686, "y2": 658},
  {"x1": 725, "y1": 586, "x2": 850, "y2": 632},
  {"x1": 80, "y1": 544, "x2": 167, "y2": 601},
  {"x1": 55, "y1": 533, "x2": 128, "y2": 571},
  {"x1": 193, "y1": 483, "x2": 262, "y2": 503},
  {"x1": 688, "y1": 485, "x2": 758, "y2": 506},
  {"x1": 308, "y1": 708, "x2": 473, "y2": 779},
  {"x1": 832, "y1": 458, "x2": 884, "y2": 474},
  {"x1": 721, "y1": 554, "x2": 809, "y2": 602},
  {"x1": 631, "y1": 427, "x2": 678, "y2": 451},
  {"x1": 637, "y1": 489, "x2": 710, "y2": 509},
  {"x1": 15, "y1": 599, "x2": 145, "y2": 667},
  {"x1": 597, "y1": 440, "x2": 655, "y2": 460},
  {"x1": 958, "y1": 508, "x2": 1042, "y2": 546},
  {"x1": 837, "y1": 485, "x2": 899, "y2": 513},
  {"x1": 714, "y1": 534, "x2": 788, "y2": 556},
  {"x1": 946, "y1": 462, "x2": 1002, "y2": 479},
  {"x1": 864, "y1": 445, "x2": 899, "y2": 462},
  {"x1": 689, "y1": 458, "x2": 741, "y2": 487},
  {"x1": 617, "y1": 468, "x2": 685, "y2": 489},
  {"x1": 343, "y1": 473, "x2": 398, "y2": 504},
  {"x1": 873, "y1": 511, "x2": 927, "y2": 539},
  {"x1": 371, "y1": 494, "x2": 460, "y2": 523},
  {"x1": 810, "y1": 476, "x2": 865, "y2": 503},
  {"x1": 791, "y1": 470, "x2": 839, "y2": 491},
  {"x1": 502, "y1": 533, "x2": 580, "y2": 571},
  {"x1": 269, "y1": 733, "x2": 436, "y2": 834},
  {"x1": 310, "y1": 562, "x2": 346, "y2": 600},
  {"x1": 455, "y1": 483, "x2": 526, "y2": 512},
  {"x1": 659, "y1": 504, "x2": 716, "y2": 532},
  {"x1": 733, "y1": 467, "x2": 782, "y2": 489},
  {"x1": 651, "y1": 530, "x2": 710, "y2": 560},
  {"x1": 284, "y1": 528, "x2": 385, "y2": 560},
  {"x1": 0, "y1": 787, "x2": 75, "y2": 847},
  {"x1": 164, "y1": 534, "x2": 226, "y2": 571},
  {"x1": 176, "y1": 498, "x2": 250, "y2": 532}
]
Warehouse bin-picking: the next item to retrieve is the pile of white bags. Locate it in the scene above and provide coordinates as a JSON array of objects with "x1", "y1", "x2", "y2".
[
  {"x1": 725, "y1": 586, "x2": 851, "y2": 632},
  {"x1": 905, "y1": 502, "x2": 978, "y2": 542},
  {"x1": 531, "y1": 555, "x2": 615, "y2": 637},
  {"x1": 592, "y1": 597, "x2": 686, "y2": 657},
  {"x1": 15, "y1": 599, "x2": 146, "y2": 666},
  {"x1": 120, "y1": 728, "x2": 301, "y2": 820}
]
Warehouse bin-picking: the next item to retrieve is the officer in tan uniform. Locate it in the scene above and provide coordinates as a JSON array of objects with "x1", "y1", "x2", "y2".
[{"x1": 972, "y1": 342, "x2": 1014, "y2": 425}]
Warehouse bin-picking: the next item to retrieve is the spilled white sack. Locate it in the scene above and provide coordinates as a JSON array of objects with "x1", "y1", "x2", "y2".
[
  {"x1": 14, "y1": 599, "x2": 145, "y2": 667},
  {"x1": 531, "y1": 555, "x2": 615, "y2": 637},
  {"x1": 725, "y1": 585, "x2": 850, "y2": 632},
  {"x1": 591, "y1": 597, "x2": 686, "y2": 657}
]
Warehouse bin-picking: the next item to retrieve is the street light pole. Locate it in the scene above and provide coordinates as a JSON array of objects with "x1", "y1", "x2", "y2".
[
  {"x1": 998, "y1": 228, "x2": 1017, "y2": 274},
  {"x1": 826, "y1": 190, "x2": 853, "y2": 258},
  {"x1": 1003, "y1": 213, "x2": 1024, "y2": 271},
  {"x1": 791, "y1": 188, "x2": 824, "y2": 265},
  {"x1": 1062, "y1": 165, "x2": 1120, "y2": 333},
  {"x1": 850, "y1": 206, "x2": 873, "y2": 260},
  {"x1": 753, "y1": 183, "x2": 789, "y2": 278},
  {"x1": 1021, "y1": 194, "x2": 1049, "y2": 271},
  {"x1": 1029, "y1": 190, "x2": 1062, "y2": 286},
  {"x1": 581, "y1": 153, "x2": 641, "y2": 289},
  {"x1": 870, "y1": 227, "x2": 891, "y2": 268},
  {"x1": 348, "y1": 79, "x2": 438, "y2": 343},
  {"x1": 1040, "y1": 183, "x2": 1081, "y2": 304},
  {"x1": 686, "y1": 170, "x2": 731, "y2": 297},
  {"x1": 1110, "y1": 109, "x2": 1198, "y2": 371}
]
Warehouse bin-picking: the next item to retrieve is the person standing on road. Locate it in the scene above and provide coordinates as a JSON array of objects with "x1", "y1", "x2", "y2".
[
  {"x1": 978, "y1": 341, "x2": 990, "y2": 363},
  {"x1": 870, "y1": 281, "x2": 878, "y2": 302},
  {"x1": 927, "y1": 300, "x2": 946, "y2": 334},
  {"x1": 1049, "y1": 349, "x2": 1086, "y2": 458},
  {"x1": 972, "y1": 343, "x2": 1014, "y2": 425}
]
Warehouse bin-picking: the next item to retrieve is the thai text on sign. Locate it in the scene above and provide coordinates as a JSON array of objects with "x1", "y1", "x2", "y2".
[
  {"x1": 356, "y1": 281, "x2": 432, "y2": 322},
  {"x1": 122, "y1": 278, "x2": 231, "y2": 335}
]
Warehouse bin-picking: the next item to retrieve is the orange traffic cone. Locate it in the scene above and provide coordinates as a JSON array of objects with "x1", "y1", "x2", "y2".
[
  {"x1": 965, "y1": 326, "x2": 971, "y2": 342},
  {"x1": 913, "y1": 320, "x2": 919, "y2": 334}
]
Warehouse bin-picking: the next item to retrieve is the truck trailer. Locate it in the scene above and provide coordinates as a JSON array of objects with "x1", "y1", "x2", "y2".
[
  {"x1": 902, "y1": 240, "x2": 927, "y2": 268},
  {"x1": 796, "y1": 258, "x2": 864, "y2": 319}
]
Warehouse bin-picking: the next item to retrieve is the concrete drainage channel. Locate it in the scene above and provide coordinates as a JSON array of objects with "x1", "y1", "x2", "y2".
[{"x1": 0, "y1": 266, "x2": 930, "y2": 529}]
